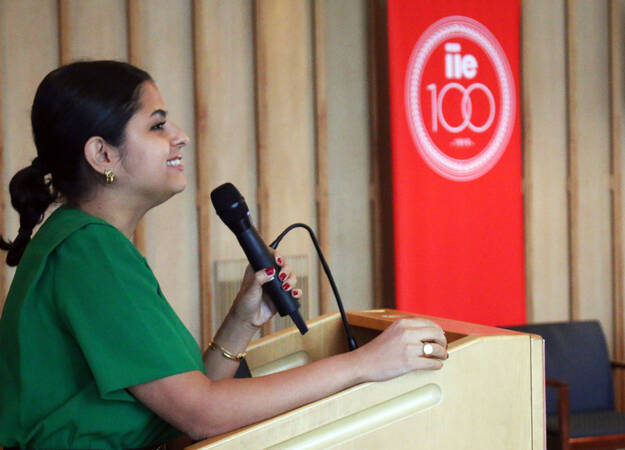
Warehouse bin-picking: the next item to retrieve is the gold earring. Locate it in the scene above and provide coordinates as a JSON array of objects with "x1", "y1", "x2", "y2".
[{"x1": 104, "y1": 169, "x2": 115, "y2": 184}]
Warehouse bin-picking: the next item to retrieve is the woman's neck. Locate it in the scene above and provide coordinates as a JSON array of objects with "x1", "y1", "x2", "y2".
[{"x1": 76, "y1": 191, "x2": 150, "y2": 240}]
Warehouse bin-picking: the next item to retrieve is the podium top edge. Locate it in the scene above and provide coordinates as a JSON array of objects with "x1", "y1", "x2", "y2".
[{"x1": 347, "y1": 309, "x2": 533, "y2": 338}]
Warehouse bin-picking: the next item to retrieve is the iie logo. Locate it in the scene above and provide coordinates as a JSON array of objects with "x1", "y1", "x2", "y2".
[{"x1": 405, "y1": 16, "x2": 516, "y2": 181}]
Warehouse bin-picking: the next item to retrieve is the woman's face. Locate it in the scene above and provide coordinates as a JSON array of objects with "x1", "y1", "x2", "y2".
[{"x1": 115, "y1": 81, "x2": 189, "y2": 208}]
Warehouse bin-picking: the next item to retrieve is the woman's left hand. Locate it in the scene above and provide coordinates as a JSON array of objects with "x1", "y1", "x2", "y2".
[{"x1": 230, "y1": 254, "x2": 303, "y2": 329}]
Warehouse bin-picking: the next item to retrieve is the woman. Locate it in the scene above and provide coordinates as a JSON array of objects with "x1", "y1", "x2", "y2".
[{"x1": 0, "y1": 61, "x2": 448, "y2": 449}]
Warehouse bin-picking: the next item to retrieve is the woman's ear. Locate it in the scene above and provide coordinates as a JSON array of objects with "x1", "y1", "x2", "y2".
[{"x1": 83, "y1": 137, "x2": 121, "y2": 175}]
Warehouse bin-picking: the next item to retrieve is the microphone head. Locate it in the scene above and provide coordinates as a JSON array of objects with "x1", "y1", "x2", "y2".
[{"x1": 210, "y1": 183, "x2": 252, "y2": 230}]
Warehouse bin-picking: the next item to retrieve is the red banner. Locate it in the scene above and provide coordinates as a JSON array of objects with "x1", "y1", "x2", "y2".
[{"x1": 388, "y1": 0, "x2": 525, "y2": 326}]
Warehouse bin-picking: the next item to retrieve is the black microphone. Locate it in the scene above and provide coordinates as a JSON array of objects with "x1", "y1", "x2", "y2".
[{"x1": 210, "y1": 183, "x2": 308, "y2": 335}]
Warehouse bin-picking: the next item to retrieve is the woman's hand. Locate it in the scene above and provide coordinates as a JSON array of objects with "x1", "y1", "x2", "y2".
[
  {"x1": 230, "y1": 254, "x2": 303, "y2": 329},
  {"x1": 351, "y1": 318, "x2": 448, "y2": 383},
  {"x1": 204, "y1": 254, "x2": 303, "y2": 380}
]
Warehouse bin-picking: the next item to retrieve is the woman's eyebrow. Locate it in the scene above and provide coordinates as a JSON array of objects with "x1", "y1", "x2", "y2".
[{"x1": 150, "y1": 109, "x2": 167, "y2": 118}]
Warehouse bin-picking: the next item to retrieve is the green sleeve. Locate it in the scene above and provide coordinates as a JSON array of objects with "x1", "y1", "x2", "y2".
[{"x1": 52, "y1": 223, "x2": 204, "y2": 400}]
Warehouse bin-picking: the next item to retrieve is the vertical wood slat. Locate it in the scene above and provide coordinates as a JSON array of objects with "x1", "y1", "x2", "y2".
[
  {"x1": 255, "y1": 0, "x2": 273, "y2": 338},
  {"x1": 126, "y1": 0, "x2": 146, "y2": 255},
  {"x1": 567, "y1": 0, "x2": 614, "y2": 349},
  {"x1": 254, "y1": 0, "x2": 273, "y2": 338},
  {"x1": 126, "y1": 0, "x2": 142, "y2": 67},
  {"x1": 367, "y1": 0, "x2": 395, "y2": 309},
  {"x1": 255, "y1": 0, "x2": 318, "y2": 336},
  {"x1": 57, "y1": 0, "x2": 71, "y2": 64},
  {"x1": 609, "y1": 0, "x2": 625, "y2": 410},
  {"x1": 566, "y1": 0, "x2": 579, "y2": 322},
  {"x1": 522, "y1": 0, "x2": 570, "y2": 322},
  {"x1": 193, "y1": 0, "x2": 213, "y2": 349},
  {"x1": 312, "y1": 0, "x2": 330, "y2": 315}
]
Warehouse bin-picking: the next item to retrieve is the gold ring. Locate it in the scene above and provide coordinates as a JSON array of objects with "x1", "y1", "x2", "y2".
[{"x1": 423, "y1": 343, "x2": 434, "y2": 356}]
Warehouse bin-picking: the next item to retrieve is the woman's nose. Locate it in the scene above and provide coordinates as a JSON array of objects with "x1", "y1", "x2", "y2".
[{"x1": 171, "y1": 123, "x2": 190, "y2": 148}]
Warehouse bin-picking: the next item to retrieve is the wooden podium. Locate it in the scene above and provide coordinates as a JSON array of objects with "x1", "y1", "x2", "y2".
[{"x1": 188, "y1": 309, "x2": 545, "y2": 449}]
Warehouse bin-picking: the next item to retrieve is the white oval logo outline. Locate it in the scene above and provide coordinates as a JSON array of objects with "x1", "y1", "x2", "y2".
[{"x1": 405, "y1": 16, "x2": 516, "y2": 181}]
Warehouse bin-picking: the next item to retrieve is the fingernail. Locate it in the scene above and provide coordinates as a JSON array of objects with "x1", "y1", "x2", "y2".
[
  {"x1": 276, "y1": 257, "x2": 283, "y2": 265},
  {"x1": 282, "y1": 282, "x2": 290, "y2": 291},
  {"x1": 292, "y1": 289, "x2": 300, "y2": 296},
  {"x1": 265, "y1": 268, "x2": 275, "y2": 276},
  {"x1": 279, "y1": 272, "x2": 287, "y2": 281}
]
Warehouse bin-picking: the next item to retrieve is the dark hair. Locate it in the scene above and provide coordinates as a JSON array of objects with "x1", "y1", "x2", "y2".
[{"x1": 0, "y1": 60, "x2": 152, "y2": 266}]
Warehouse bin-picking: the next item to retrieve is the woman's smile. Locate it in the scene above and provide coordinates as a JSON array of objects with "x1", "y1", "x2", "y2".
[{"x1": 166, "y1": 154, "x2": 183, "y2": 171}]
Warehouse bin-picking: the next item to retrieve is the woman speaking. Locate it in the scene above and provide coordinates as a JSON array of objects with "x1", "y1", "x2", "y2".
[{"x1": 0, "y1": 61, "x2": 448, "y2": 449}]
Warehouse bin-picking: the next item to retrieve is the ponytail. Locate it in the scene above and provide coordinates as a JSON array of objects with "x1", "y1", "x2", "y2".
[{"x1": 0, "y1": 157, "x2": 55, "y2": 266}]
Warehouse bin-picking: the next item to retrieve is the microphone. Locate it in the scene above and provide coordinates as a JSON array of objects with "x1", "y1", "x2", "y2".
[{"x1": 210, "y1": 183, "x2": 308, "y2": 335}]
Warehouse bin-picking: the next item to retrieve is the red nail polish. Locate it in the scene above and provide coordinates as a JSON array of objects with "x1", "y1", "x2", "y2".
[
  {"x1": 265, "y1": 268, "x2": 275, "y2": 276},
  {"x1": 277, "y1": 257, "x2": 283, "y2": 265},
  {"x1": 279, "y1": 272, "x2": 287, "y2": 281},
  {"x1": 282, "y1": 282, "x2": 290, "y2": 291},
  {"x1": 292, "y1": 289, "x2": 300, "y2": 296}
]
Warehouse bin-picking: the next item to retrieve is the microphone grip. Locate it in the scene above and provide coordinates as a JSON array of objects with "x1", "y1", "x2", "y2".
[{"x1": 236, "y1": 227, "x2": 308, "y2": 334}]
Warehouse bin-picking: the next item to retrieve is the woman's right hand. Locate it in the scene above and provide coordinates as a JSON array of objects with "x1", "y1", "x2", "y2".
[{"x1": 352, "y1": 318, "x2": 448, "y2": 383}]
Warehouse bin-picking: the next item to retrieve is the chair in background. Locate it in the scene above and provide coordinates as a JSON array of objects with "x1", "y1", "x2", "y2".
[{"x1": 506, "y1": 321, "x2": 625, "y2": 450}]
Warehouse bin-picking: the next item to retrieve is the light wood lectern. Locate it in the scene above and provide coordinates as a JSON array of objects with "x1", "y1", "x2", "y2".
[{"x1": 188, "y1": 309, "x2": 545, "y2": 449}]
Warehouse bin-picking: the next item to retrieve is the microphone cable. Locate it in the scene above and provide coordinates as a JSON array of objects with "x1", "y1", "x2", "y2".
[{"x1": 269, "y1": 223, "x2": 358, "y2": 351}]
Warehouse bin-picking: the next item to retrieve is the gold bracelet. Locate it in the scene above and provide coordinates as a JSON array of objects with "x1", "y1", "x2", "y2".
[{"x1": 208, "y1": 340, "x2": 247, "y2": 362}]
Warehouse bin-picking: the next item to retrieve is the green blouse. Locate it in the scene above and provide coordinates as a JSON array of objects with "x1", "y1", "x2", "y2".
[{"x1": 0, "y1": 207, "x2": 206, "y2": 449}]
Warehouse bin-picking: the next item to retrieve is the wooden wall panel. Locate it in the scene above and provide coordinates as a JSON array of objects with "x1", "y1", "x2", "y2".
[
  {"x1": 58, "y1": 0, "x2": 127, "y2": 63},
  {"x1": 130, "y1": 0, "x2": 201, "y2": 341},
  {"x1": 522, "y1": 0, "x2": 570, "y2": 322},
  {"x1": 255, "y1": 0, "x2": 319, "y2": 332},
  {"x1": 325, "y1": 0, "x2": 373, "y2": 311},
  {"x1": 0, "y1": 0, "x2": 59, "y2": 296},
  {"x1": 194, "y1": 0, "x2": 257, "y2": 346},
  {"x1": 567, "y1": 0, "x2": 614, "y2": 350}
]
